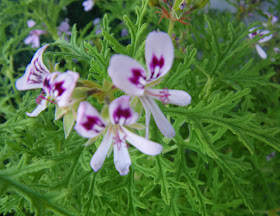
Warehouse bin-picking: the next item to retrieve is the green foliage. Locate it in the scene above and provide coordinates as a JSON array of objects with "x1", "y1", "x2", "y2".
[{"x1": 0, "y1": 0, "x2": 280, "y2": 215}]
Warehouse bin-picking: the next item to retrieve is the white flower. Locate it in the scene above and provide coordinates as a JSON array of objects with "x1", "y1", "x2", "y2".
[
  {"x1": 249, "y1": 28, "x2": 273, "y2": 59},
  {"x1": 83, "y1": 0, "x2": 94, "y2": 12},
  {"x1": 16, "y1": 45, "x2": 79, "y2": 116},
  {"x1": 74, "y1": 95, "x2": 163, "y2": 175},
  {"x1": 24, "y1": 20, "x2": 47, "y2": 48},
  {"x1": 108, "y1": 31, "x2": 191, "y2": 138}
]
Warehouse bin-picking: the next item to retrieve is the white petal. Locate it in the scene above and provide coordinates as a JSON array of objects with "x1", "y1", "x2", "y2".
[
  {"x1": 31, "y1": 36, "x2": 40, "y2": 48},
  {"x1": 35, "y1": 29, "x2": 47, "y2": 36},
  {"x1": 27, "y1": 20, "x2": 36, "y2": 28},
  {"x1": 271, "y1": 16, "x2": 278, "y2": 25},
  {"x1": 146, "y1": 88, "x2": 191, "y2": 106},
  {"x1": 16, "y1": 45, "x2": 49, "y2": 91},
  {"x1": 83, "y1": 0, "x2": 94, "y2": 11},
  {"x1": 51, "y1": 71, "x2": 79, "y2": 107},
  {"x1": 258, "y1": 30, "x2": 273, "y2": 43},
  {"x1": 145, "y1": 31, "x2": 174, "y2": 82},
  {"x1": 90, "y1": 130, "x2": 113, "y2": 172},
  {"x1": 74, "y1": 101, "x2": 106, "y2": 139},
  {"x1": 139, "y1": 97, "x2": 151, "y2": 139},
  {"x1": 24, "y1": 35, "x2": 34, "y2": 45},
  {"x1": 26, "y1": 99, "x2": 48, "y2": 117},
  {"x1": 109, "y1": 95, "x2": 138, "y2": 126},
  {"x1": 108, "y1": 54, "x2": 146, "y2": 96},
  {"x1": 141, "y1": 96, "x2": 175, "y2": 138},
  {"x1": 256, "y1": 44, "x2": 267, "y2": 59},
  {"x1": 262, "y1": 22, "x2": 268, "y2": 28},
  {"x1": 113, "y1": 136, "x2": 131, "y2": 175},
  {"x1": 122, "y1": 126, "x2": 162, "y2": 156}
]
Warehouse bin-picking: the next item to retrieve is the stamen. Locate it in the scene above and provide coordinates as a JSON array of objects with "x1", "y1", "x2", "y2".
[
  {"x1": 113, "y1": 130, "x2": 127, "y2": 151},
  {"x1": 35, "y1": 91, "x2": 57, "y2": 105},
  {"x1": 159, "y1": 88, "x2": 171, "y2": 104},
  {"x1": 146, "y1": 88, "x2": 171, "y2": 104}
]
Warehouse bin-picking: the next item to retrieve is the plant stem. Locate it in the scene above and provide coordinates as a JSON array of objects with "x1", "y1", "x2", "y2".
[{"x1": 168, "y1": 19, "x2": 175, "y2": 37}]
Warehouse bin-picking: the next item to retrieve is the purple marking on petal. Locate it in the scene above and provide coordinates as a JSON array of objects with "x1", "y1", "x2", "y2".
[
  {"x1": 27, "y1": 58, "x2": 48, "y2": 84},
  {"x1": 54, "y1": 81, "x2": 65, "y2": 96},
  {"x1": 43, "y1": 77, "x2": 51, "y2": 92},
  {"x1": 82, "y1": 116, "x2": 105, "y2": 132},
  {"x1": 113, "y1": 106, "x2": 132, "y2": 124},
  {"x1": 129, "y1": 68, "x2": 146, "y2": 89},
  {"x1": 149, "y1": 55, "x2": 164, "y2": 80}
]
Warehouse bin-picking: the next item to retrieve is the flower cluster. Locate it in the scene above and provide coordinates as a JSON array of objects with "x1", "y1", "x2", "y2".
[
  {"x1": 16, "y1": 45, "x2": 79, "y2": 117},
  {"x1": 16, "y1": 31, "x2": 191, "y2": 175},
  {"x1": 248, "y1": 13, "x2": 278, "y2": 59}
]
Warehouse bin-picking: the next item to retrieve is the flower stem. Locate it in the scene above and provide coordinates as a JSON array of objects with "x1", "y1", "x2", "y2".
[{"x1": 168, "y1": 19, "x2": 175, "y2": 37}]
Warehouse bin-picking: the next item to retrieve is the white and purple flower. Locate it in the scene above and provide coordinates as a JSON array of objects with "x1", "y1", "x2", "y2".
[
  {"x1": 16, "y1": 45, "x2": 79, "y2": 117},
  {"x1": 24, "y1": 20, "x2": 47, "y2": 48},
  {"x1": 108, "y1": 31, "x2": 191, "y2": 138},
  {"x1": 74, "y1": 96, "x2": 163, "y2": 175},
  {"x1": 249, "y1": 28, "x2": 273, "y2": 59},
  {"x1": 83, "y1": 0, "x2": 94, "y2": 12}
]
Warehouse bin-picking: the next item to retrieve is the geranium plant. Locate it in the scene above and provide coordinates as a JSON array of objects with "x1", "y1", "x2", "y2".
[{"x1": 0, "y1": 0, "x2": 279, "y2": 216}]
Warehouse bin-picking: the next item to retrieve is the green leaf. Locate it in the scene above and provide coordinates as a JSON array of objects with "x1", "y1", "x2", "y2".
[{"x1": 63, "y1": 109, "x2": 76, "y2": 139}]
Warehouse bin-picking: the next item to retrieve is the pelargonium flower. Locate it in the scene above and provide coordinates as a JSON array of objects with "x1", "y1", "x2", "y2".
[
  {"x1": 16, "y1": 45, "x2": 79, "y2": 117},
  {"x1": 274, "y1": 47, "x2": 280, "y2": 53},
  {"x1": 57, "y1": 18, "x2": 71, "y2": 41},
  {"x1": 83, "y1": 0, "x2": 94, "y2": 12},
  {"x1": 74, "y1": 95, "x2": 163, "y2": 175},
  {"x1": 93, "y1": 18, "x2": 102, "y2": 35},
  {"x1": 263, "y1": 13, "x2": 278, "y2": 28},
  {"x1": 108, "y1": 31, "x2": 191, "y2": 138},
  {"x1": 24, "y1": 20, "x2": 47, "y2": 48},
  {"x1": 249, "y1": 28, "x2": 273, "y2": 59}
]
